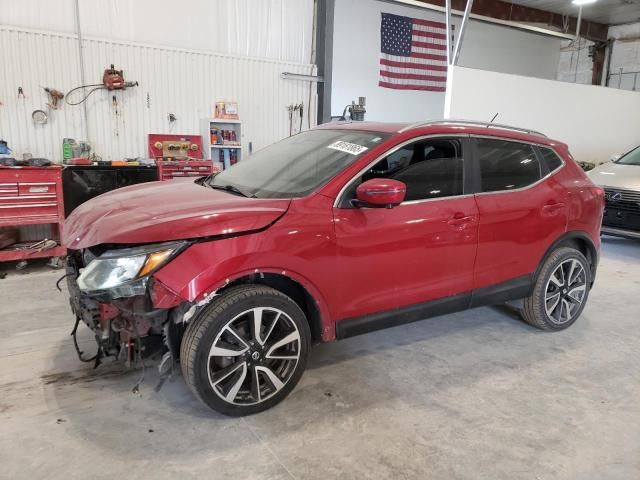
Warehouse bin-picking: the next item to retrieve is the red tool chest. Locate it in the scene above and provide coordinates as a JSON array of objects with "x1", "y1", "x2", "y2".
[
  {"x1": 148, "y1": 133, "x2": 218, "y2": 181},
  {"x1": 156, "y1": 160, "x2": 218, "y2": 181},
  {"x1": 0, "y1": 166, "x2": 66, "y2": 263}
]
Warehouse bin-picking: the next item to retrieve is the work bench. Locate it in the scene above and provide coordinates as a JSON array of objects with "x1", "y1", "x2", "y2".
[
  {"x1": 0, "y1": 166, "x2": 66, "y2": 264},
  {"x1": 0, "y1": 161, "x2": 217, "y2": 266}
]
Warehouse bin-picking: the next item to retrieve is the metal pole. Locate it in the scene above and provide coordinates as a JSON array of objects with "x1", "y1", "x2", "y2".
[
  {"x1": 619, "y1": 68, "x2": 623, "y2": 88},
  {"x1": 604, "y1": 39, "x2": 613, "y2": 86},
  {"x1": 74, "y1": 0, "x2": 89, "y2": 141},
  {"x1": 575, "y1": 5, "x2": 583, "y2": 40},
  {"x1": 452, "y1": 0, "x2": 474, "y2": 65},
  {"x1": 445, "y1": 0, "x2": 452, "y2": 65},
  {"x1": 316, "y1": 0, "x2": 334, "y2": 124}
]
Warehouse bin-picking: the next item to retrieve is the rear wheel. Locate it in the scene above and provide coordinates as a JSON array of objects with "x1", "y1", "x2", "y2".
[
  {"x1": 522, "y1": 247, "x2": 591, "y2": 330},
  {"x1": 181, "y1": 285, "x2": 310, "y2": 416}
]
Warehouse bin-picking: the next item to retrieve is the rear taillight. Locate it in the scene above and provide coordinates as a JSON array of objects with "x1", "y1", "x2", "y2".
[
  {"x1": 590, "y1": 186, "x2": 605, "y2": 217},
  {"x1": 591, "y1": 185, "x2": 605, "y2": 200}
]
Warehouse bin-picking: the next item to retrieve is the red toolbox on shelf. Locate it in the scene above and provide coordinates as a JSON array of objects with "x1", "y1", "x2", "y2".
[
  {"x1": 0, "y1": 166, "x2": 66, "y2": 263},
  {"x1": 149, "y1": 133, "x2": 217, "y2": 181},
  {"x1": 156, "y1": 160, "x2": 218, "y2": 181}
]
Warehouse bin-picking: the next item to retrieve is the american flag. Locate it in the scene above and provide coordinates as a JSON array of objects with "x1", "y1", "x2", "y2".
[{"x1": 379, "y1": 13, "x2": 450, "y2": 92}]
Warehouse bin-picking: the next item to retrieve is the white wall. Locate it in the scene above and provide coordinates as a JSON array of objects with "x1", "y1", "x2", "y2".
[
  {"x1": 331, "y1": 0, "x2": 562, "y2": 122},
  {"x1": 0, "y1": 0, "x2": 314, "y2": 64},
  {"x1": 445, "y1": 66, "x2": 640, "y2": 164},
  {"x1": 0, "y1": 26, "x2": 316, "y2": 161}
]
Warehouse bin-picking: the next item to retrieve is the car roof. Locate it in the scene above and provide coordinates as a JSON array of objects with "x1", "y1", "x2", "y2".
[
  {"x1": 316, "y1": 120, "x2": 561, "y2": 148},
  {"x1": 316, "y1": 121, "x2": 411, "y2": 134}
]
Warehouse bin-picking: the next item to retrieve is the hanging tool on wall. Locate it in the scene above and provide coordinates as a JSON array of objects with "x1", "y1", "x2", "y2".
[
  {"x1": 103, "y1": 65, "x2": 127, "y2": 90},
  {"x1": 43, "y1": 87, "x2": 65, "y2": 109},
  {"x1": 298, "y1": 103, "x2": 304, "y2": 133},
  {"x1": 112, "y1": 95, "x2": 119, "y2": 116},
  {"x1": 31, "y1": 109, "x2": 48, "y2": 125},
  {"x1": 112, "y1": 95, "x2": 120, "y2": 137},
  {"x1": 17, "y1": 87, "x2": 25, "y2": 99},
  {"x1": 66, "y1": 64, "x2": 139, "y2": 106},
  {"x1": 287, "y1": 105, "x2": 294, "y2": 136},
  {"x1": 287, "y1": 104, "x2": 304, "y2": 136}
]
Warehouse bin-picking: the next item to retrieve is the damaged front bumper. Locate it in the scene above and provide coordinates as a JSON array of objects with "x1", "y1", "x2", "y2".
[{"x1": 66, "y1": 249, "x2": 188, "y2": 368}]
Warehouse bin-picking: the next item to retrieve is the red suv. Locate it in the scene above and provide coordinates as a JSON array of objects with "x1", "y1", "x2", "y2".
[{"x1": 63, "y1": 121, "x2": 604, "y2": 416}]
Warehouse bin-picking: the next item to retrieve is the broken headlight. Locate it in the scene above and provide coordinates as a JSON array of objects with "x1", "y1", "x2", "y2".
[{"x1": 77, "y1": 241, "x2": 185, "y2": 296}]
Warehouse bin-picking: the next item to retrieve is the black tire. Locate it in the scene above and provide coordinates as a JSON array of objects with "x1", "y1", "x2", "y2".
[
  {"x1": 181, "y1": 285, "x2": 310, "y2": 416},
  {"x1": 522, "y1": 247, "x2": 591, "y2": 331}
]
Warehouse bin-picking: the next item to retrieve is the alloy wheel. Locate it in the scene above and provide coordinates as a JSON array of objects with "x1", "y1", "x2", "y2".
[
  {"x1": 544, "y1": 258, "x2": 587, "y2": 325},
  {"x1": 207, "y1": 307, "x2": 301, "y2": 406}
]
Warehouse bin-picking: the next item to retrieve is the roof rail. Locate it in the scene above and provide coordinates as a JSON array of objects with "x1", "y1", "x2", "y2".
[{"x1": 398, "y1": 119, "x2": 547, "y2": 137}]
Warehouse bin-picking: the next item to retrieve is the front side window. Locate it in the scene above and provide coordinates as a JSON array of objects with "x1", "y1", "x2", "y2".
[
  {"x1": 616, "y1": 145, "x2": 640, "y2": 166},
  {"x1": 207, "y1": 129, "x2": 387, "y2": 198},
  {"x1": 350, "y1": 138, "x2": 464, "y2": 203},
  {"x1": 476, "y1": 139, "x2": 541, "y2": 192}
]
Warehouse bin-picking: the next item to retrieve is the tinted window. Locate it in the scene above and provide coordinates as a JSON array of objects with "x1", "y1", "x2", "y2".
[
  {"x1": 208, "y1": 129, "x2": 387, "y2": 199},
  {"x1": 476, "y1": 139, "x2": 541, "y2": 192},
  {"x1": 360, "y1": 139, "x2": 464, "y2": 202},
  {"x1": 539, "y1": 147, "x2": 563, "y2": 172},
  {"x1": 616, "y1": 145, "x2": 640, "y2": 166}
]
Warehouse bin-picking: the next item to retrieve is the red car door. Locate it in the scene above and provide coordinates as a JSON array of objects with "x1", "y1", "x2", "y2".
[
  {"x1": 332, "y1": 137, "x2": 479, "y2": 320},
  {"x1": 471, "y1": 138, "x2": 569, "y2": 292}
]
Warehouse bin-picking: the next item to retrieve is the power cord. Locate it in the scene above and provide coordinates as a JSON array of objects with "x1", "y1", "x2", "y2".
[{"x1": 65, "y1": 84, "x2": 104, "y2": 106}]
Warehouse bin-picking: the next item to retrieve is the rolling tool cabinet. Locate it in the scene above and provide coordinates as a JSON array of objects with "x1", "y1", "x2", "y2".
[
  {"x1": 0, "y1": 166, "x2": 66, "y2": 264},
  {"x1": 156, "y1": 160, "x2": 217, "y2": 181}
]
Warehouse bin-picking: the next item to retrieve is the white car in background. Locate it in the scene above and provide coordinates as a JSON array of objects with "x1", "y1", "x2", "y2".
[{"x1": 588, "y1": 147, "x2": 640, "y2": 240}]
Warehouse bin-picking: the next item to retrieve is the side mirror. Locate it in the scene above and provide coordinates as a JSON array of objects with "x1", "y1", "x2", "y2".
[
  {"x1": 355, "y1": 178, "x2": 406, "y2": 208},
  {"x1": 610, "y1": 153, "x2": 622, "y2": 162}
]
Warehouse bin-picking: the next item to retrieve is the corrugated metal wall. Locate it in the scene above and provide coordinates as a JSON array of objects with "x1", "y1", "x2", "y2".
[
  {"x1": 0, "y1": 0, "x2": 314, "y2": 64},
  {"x1": 556, "y1": 39, "x2": 595, "y2": 85},
  {"x1": 0, "y1": 25, "x2": 317, "y2": 161},
  {"x1": 608, "y1": 24, "x2": 640, "y2": 91}
]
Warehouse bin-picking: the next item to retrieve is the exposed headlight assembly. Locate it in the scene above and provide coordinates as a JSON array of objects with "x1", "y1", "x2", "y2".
[{"x1": 77, "y1": 241, "x2": 185, "y2": 297}]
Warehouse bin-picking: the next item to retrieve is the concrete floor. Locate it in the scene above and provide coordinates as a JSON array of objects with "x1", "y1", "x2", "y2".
[{"x1": 1, "y1": 237, "x2": 639, "y2": 480}]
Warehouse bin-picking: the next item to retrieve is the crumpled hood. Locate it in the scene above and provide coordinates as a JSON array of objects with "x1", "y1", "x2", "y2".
[
  {"x1": 587, "y1": 162, "x2": 640, "y2": 190},
  {"x1": 63, "y1": 178, "x2": 290, "y2": 249}
]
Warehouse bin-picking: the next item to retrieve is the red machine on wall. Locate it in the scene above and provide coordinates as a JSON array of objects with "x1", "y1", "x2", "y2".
[
  {"x1": 148, "y1": 134, "x2": 217, "y2": 181},
  {"x1": 0, "y1": 166, "x2": 66, "y2": 267}
]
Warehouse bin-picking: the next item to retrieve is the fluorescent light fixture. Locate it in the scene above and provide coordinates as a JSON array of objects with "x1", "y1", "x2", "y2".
[{"x1": 572, "y1": 0, "x2": 597, "y2": 5}]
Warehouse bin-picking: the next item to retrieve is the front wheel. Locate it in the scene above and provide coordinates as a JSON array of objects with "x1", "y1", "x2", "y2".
[
  {"x1": 522, "y1": 247, "x2": 591, "y2": 331},
  {"x1": 180, "y1": 285, "x2": 310, "y2": 416}
]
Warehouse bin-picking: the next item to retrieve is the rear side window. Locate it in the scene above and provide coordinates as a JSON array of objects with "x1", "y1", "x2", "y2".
[
  {"x1": 476, "y1": 139, "x2": 541, "y2": 192},
  {"x1": 538, "y1": 147, "x2": 563, "y2": 172}
]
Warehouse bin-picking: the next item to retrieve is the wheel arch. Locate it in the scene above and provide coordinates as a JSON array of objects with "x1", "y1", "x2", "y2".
[
  {"x1": 211, "y1": 269, "x2": 333, "y2": 343},
  {"x1": 535, "y1": 231, "x2": 599, "y2": 286}
]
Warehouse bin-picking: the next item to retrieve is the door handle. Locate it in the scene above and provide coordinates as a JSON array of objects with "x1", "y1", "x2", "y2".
[
  {"x1": 542, "y1": 202, "x2": 566, "y2": 213},
  {"x1": 448, "y1": 213, "x2": 475, "y2": 226}
]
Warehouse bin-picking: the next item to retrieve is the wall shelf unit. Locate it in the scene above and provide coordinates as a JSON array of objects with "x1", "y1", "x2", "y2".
[{"x1": 201, "y1": 118, "x2": 242, "y2": 169}]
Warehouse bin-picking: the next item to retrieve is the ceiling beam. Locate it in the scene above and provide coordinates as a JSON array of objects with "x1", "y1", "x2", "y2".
[{"x1": 414, "y1": 0, "x2": 609, "y2": 41}]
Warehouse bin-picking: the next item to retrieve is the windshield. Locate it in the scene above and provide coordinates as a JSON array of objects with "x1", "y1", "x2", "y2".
[
  {"x1": 616, "y1": 146, "x2": 640, "y2": 166},
  {"x1": 206, "y1": 129, "x2": 387, "y2": 198}
]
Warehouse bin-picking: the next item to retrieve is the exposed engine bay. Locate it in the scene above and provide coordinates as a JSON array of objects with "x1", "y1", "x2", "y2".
[{"x1": 65, "y1": 247, "x2": 187, "y2": 370}]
